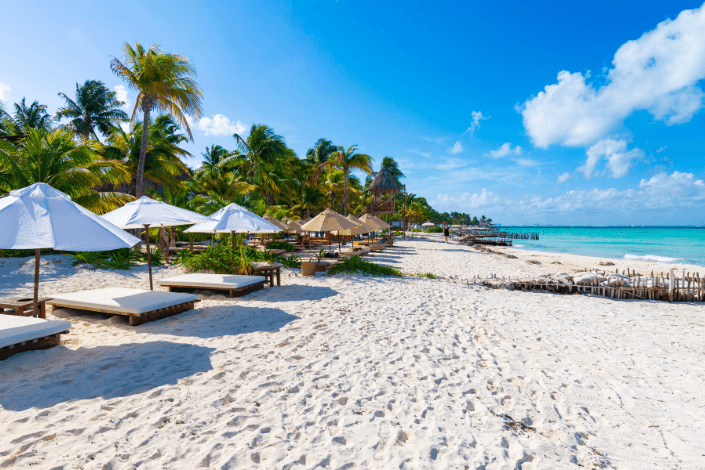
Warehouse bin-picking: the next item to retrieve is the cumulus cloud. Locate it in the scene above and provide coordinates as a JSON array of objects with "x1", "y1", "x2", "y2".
[
  {"x1": 0, "y1": 81, "x2": 10, "y2": 101},
  {"x1": 113, "y1": 85, "x2": 130, "y2": 112},
  {"x1": 192, "y1": 114, "x2": 246, "y2": 136},
  {"x1": 464, "y1": 110, "x2": 489, "y2": 136},
  {"x1": 656, "y1": 145, "x2": 667, "y2": 153},
  {"x1": 435, "y1": 158, "x2": 468, "y2": 170},
  {"x1": 433, "y1": 188, "x2": 504, "y2": 210},
  {"x1": 639, "y1": 171, "x2": 705, "y2": 192},
  {"x1": 578, "y1": 138, "x2": 643, "y2": 178},
  {"x1": 519, "y1": 4, "x2": 705, "y2": 148},
  {"x1": 488, "y1": 143, "x2": 522, "y2": 158},
  {"x1": 557, "y1": 172, "x2": 571, "y2": 183},
  {"x1": 448, "y1": 141, "x2": 463, "y2": 154}
]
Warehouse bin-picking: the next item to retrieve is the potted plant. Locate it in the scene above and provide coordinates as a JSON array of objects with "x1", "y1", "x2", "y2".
[{"x1": 314, "y1": 248, "x2": 327, "y2": 272}]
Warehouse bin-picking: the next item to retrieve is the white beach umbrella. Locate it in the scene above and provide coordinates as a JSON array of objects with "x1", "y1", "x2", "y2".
[
  {"x1": 102, "y1": 196, "x2": 208, "y2": 290},
  {"x1": 0, "y1": 183, "x2": 140, "y2": 315},
  {"x1": 421, "y1": 221, "x2": 434, "y2": 227},
  {"x1": 185, "y1": 203, "x2": 282, "y2": 274}
]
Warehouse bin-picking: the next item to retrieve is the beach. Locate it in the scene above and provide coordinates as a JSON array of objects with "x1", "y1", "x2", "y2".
[{"x1": 1, "y1": 235, "x2": 704, "y2": 469}]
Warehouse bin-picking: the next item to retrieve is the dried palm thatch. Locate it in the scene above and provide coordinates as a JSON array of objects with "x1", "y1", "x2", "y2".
[{"x1": 367, "y1": 166, "x2": 400, "y2": 194}]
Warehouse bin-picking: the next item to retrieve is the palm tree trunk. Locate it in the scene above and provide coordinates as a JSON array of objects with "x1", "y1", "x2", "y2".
[
  {"x1": 343, "y1": 167, "x2": 349, "y2": 216},
  {"x1": 136, "y1": 107, "x2": 151, "y2": 197}
]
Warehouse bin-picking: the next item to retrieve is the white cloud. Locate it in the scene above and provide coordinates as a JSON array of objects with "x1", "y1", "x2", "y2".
[
  {"x1": 639, "y1": 171, "x2": 705, "y2": 192},
  {"x1": 578, "y1": 138, "x2": 643, "y2": 178},
  {"x1": 464, "y1": 110, "x2": 489, "y2": 136},
  {"x1": 514, "y1": 158, "x2": 538, "y2": 167},
  {"x1": 433, "y1": 188, "x2": 504, "y2": 211},
  {"x1": 435, "y1": 158, "x2": 468, "y2": 170},
  {"x1": 488, "y1": 142, "x2": 522, "y2": 158},
  {"x1": 557, "y1": 172, "x2": 570, "y2": 183},
  {"x1": 0, "y1": 81, "x2": 10, "y2": 101},
  {"x1": 656, "y1": 145, "x2": 668, "y2": 153},
  {"x1": 194, "y1": 114, "x2": 246, "y2": 136},
  {"x1": 119, "y1": 122, "x2": 130, "y2": 133},
  {"x1": 113, "y1": 85, "x2": 130, "y2": 112},
  {"x1": 520, "y1": 4, "x2": 705, "y2": 148},
  {"x1": 448, "y1": 141, "x2": 463, "y2": 154}
]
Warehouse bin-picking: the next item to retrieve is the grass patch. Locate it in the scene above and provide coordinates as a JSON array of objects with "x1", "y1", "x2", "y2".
[
  {"x1": 419, "y1": 273, "x2": 441, "y2": 279},
  {"x1": 327, "y1": 255, "x2": 403, "y2": 277}
]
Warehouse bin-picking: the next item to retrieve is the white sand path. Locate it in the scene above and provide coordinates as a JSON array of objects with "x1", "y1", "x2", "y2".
[{"x1": 0, "y1": 241, "x2": 704, "y2": 469}]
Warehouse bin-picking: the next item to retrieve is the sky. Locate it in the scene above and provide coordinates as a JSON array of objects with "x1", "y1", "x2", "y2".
[{"x1": 2, "y1": 0, "x2": 705, "y2": 225}]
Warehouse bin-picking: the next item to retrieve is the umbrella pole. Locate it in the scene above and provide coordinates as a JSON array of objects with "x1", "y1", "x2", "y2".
[
  {"x1": 144, "y1": 224, "x2": 153, "y2": 291},
  {"x1": 33, "y1": 248, "x2": 40, "y2": 318},
  {"x1": 231, "y1": 230, "x2": 236, "y2": 275}
]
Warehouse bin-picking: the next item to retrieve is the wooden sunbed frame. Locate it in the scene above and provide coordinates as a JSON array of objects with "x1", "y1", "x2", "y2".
[
  {"x1": 163, "y1": 281, "x2": 265, "y2": 299},
  {"x1": 0, "y1": 331, "x2": 67, "y2": 361},
  {"x1": 47, "y1": 300, "x2": 199, "y2": 327}
]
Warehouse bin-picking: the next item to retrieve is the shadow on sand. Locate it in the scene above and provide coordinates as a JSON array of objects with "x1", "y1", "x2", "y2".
[{"x1": 0, "y1": 341, "x2": 214, "y2": 411}]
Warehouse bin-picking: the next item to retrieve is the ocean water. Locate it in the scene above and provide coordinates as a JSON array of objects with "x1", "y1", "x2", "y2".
[{"x1": 501, "y1": 227, "x2": 705, "y2": 267}]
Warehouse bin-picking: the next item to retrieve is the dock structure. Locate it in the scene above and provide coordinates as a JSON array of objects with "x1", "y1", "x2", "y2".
[
  {"x1": 455, "y1": 228, "x2": 539, "y2": 246},
  {"x1": 463, "y1": 268, "x2": 704, "y2": 303}
]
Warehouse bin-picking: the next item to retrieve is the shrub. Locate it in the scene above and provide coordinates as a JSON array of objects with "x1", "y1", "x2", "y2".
[
  {"x1": 419, "y1": 273, "x2": 441, "y2": 279},
  {"x1": 278, "y1": 253, "x2": 301, "y2": 268},
  {"x1": 265, "y1": 241, "x2": 294, "y2": 251},
  {"x1": 172, "y1": 248, "x2": 193, "y2": 265},
  {"x1": 328, "y1": 255, "x2": 403, "y2": 277},
  {"x1": 411, "y1": 228, "x2": 422, "y2": 233},
  {"x1": 424, "y1": 226, "x2": 443, "y2": 233},
  {"x1": 67, "y1": 251, "x2": 108, "y2": 267},
  {"x1": 102, "y1": 248, "x2": 141, "y2": 270}
]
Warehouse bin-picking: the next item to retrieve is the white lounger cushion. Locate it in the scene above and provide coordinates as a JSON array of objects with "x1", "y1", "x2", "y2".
[
  {"x1": 0, "y1": 314, "x2": 71, "y2": 348},
  {"x1": 49, "y1": 288, "x2": 198, "y2": 315},
  {"x1": 157, "y1": 274, "x2": 266, "y2": 289}
]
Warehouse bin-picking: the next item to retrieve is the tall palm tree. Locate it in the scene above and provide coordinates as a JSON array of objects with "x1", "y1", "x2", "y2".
[
  {"x1": 199, "y1": 144, "x2": 229, "y2": 178},
  {"x1": 101, "y1": 115, "x2": 192, "y2": 195},
  {"x1": 325, "y1": 145, "x2": 372, "y2": 215},
  {"x1": 56, "y1": 80, "x2": 128, "y2": 141},
  {"x1": 306, "y1": 138, "x2": 337, "y2": 183},
  {"x1": 222, "y1": 124, "x2": 293, "y2": 203},
  {"x1": 0, "y1": 128, "x2": 132, "y2": 213},
  {"x1": 13, "y1": 98, "x2": 53, "y2": 130},
  {"x1": 111, "y1": 42, "x2": 203, "y2": 197}
]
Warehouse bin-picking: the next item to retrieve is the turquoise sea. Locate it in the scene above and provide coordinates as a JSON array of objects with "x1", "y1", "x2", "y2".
[{"x1": 501, "y1": 227, "x2": 705, "y2": 267}]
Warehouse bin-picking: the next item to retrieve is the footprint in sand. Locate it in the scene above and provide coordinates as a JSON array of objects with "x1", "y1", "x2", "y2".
[
  {"x1": 501, "y1": 395, "x2": 514, "y2": 409},
  {"x1": 551, "y1": 391, "x2": 563, "y2": 402}
]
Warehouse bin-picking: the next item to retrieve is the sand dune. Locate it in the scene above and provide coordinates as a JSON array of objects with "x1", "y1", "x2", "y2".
[{"x1": 1, "y1": 238, "x2": 704, "y2": 469}]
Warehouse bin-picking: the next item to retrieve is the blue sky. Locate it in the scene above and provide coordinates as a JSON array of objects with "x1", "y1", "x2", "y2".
[{"x1": 2, "y1": 0, "x2": 705, "y2": 225}]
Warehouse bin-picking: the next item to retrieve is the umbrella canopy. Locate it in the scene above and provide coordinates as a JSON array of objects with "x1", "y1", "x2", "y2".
[
  {"x1": 358, "y1": 213, "x2": 387, "y2": 231},
  {"x1": 101, "y1": 196, "x2": 207, "y2": 229},
  {"x1": 421, "y1": 221, "x2": 435, "y2": 227},
  {"x1": 185, "y1": 203, "x2": 282, "y2": 234},
  {"x1": 284, "y1": 220, "x2": 303, "y2": 233},
  {"x1": 371, "y1": 214, "x2": 391, "y2": 230},
  {"x1": 299, "y1": 209, "x2": 358, "y2": 232},
  {"x1": 0, "y1": 183, "x2": 140, "y2": 315},
  {"x1": 263, "y1": 214, "x2": 288, "y2": 231},
  {"x1": 333, "y1": 214, "x2": 375, "y2": 236}
]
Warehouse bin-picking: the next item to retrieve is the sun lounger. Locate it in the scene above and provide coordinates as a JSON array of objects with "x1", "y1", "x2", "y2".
[
  {"x1": 47, "y1": 288, "x2": 199, "y2": 327},
  {"x1": 0, "y1": 314, "x2": 71, "y2": 361},
  {"x1": 156, "y1": 274, "x2": 266, "y2": 298}
]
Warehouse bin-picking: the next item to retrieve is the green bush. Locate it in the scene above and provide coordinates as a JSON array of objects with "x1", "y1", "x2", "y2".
[
  {"x1": 67, "y1": 251, "x2": 108, "y2": 267},
  {"x1": 424, "y1": 226, "x2": 443, "y2": 233},
  {"x1": 101, "y1": 248, "x2": 141, "y2": 270},
  {"x1": 328, "y1": 255, "x2": 403, "y2": 277},
  {"x1": 419, "y1": 273, "x2": 441, "y2": 279},
  {"x1": 265, "y1": 241, "x2": 294, "y2": 251},
  {"x1": 279, "y1": 254, "x2": 301, "y2": 268},
  {"x1": 411, "y1": 228, "x2": 422, "y2": 233}
]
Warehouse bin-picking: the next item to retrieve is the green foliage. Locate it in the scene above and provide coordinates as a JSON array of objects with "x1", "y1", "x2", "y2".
[
  {"x1": 67, "y1": 251, "x2": 107, "y2": 267},
  {"x1": 265, "y1": 241, "x2": 294, "y2": 251},
  {"x1": 327, "y1": 255, "x2": 402, "y2": 277},
  {"x1": 182, "y1": 244, "x2": 231, "y2": 274},
  {"x1": 101, "y1": 248, "x2": 141, "y2": 270},
  {"x1": 172, "y1": 248, "x2": 193, "y2": 265},
  {"x1": 279, "y1": 254, "x2": 301, "y2": 269},
  {"x1": 419, "y1": 273, "x2": 441, "y2": 279},
  {"x1": 56, "y1": 80, "x2": 128, "y2": 140},
  {"x1": 147, "y1": 248, "x2": 166, "y2": 266},
  {"x1": 0, "y1": 249, "x2": 45, "y2": 258},
  {"x1": 424, "y1": 226, "x2": 443, "y2": 233},
  {"x1": 411, "y1": 228, "x2": 422, "y2": 233}
]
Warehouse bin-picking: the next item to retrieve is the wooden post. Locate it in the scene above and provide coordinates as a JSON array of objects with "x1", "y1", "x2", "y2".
[
  {"x1": 669, "y1": 269, "x2": 674, "y2": 302},
  {"x1": 144, "y1": 224, "x2": 153, "y2": 291},
  {"x1": 33, "y1": 248, "x2": 40, "y2": 317},
  {"x1": 231, "y1": 230, "x2": 236, "y2": 275},
  {"x1": 403, "y1": 184, "x2": 406, "y2": 241}
]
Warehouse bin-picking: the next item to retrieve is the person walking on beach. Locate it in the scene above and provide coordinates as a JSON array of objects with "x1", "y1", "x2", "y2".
[{"x1": 443, "y1": 225, "x2": 450, "y2": 243}]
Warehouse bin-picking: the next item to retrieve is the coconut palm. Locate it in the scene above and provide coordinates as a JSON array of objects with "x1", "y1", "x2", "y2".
[
  {"x1": 110, "y1": 42, "x2": 203, "y2": 197},
  {"x1": 0, "y1": 128, "x2": 131, "y2": 213},
  {"x1": 324, "y1": 145, "x2": 372, "y2": 215},
  {"x1": 198, "y1": 144, "x2": 229, "y2": 178},
  {"x1": 223, "y1": 124, "x2": 293, "y2": 203},
  {"x1": 56, "y1": 80, "x2": 128, "y2": 141},
  {"x1": 12, "y1": 98, "x2": 53, "y2": 131},
  {"x1": 306, "y1": 138, "x2": 337, "y2": 183},
  {"x1": 101, "y1": 115, "x2": 192, "y2": 194}
]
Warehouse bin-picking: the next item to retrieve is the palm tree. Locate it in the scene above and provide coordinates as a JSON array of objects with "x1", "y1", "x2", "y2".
[
  {"x1": 101, "y1": 115, "x2": 192, "y2": 195},
  {"x1": 0, "y1": 128, "x2": 132, "y2": 213},
  {"x1": 306, "y1": 138, "x2": 337, "y2": 183},
  {"x1": 56, "y1": 80, "x2": 128, "y2": 141},
  {"x1": 111, "y1": 42, "x2": 203, "y2": 197},
  {"x1": 325, "y1": 145, "x2": 372, "y2": 215},
  {"x1": 223, "y1": 124, "x2": 293, "y2": 203},
  {"x1": 198, "y1": 144, "x2": 229, "y2": 178},
  {"x1": 13, "y1": 98, "x2": 53, "y2": 131}
]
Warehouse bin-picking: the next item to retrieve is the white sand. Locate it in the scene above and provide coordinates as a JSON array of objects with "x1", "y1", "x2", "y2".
[{"x1": 1, "y1": 241, "x2": 704, "y2": 469}]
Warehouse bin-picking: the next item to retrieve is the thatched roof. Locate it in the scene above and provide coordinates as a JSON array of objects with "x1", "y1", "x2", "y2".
[{"x1": 367, "y1": 166, "x2": 400, "y2": 194}]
